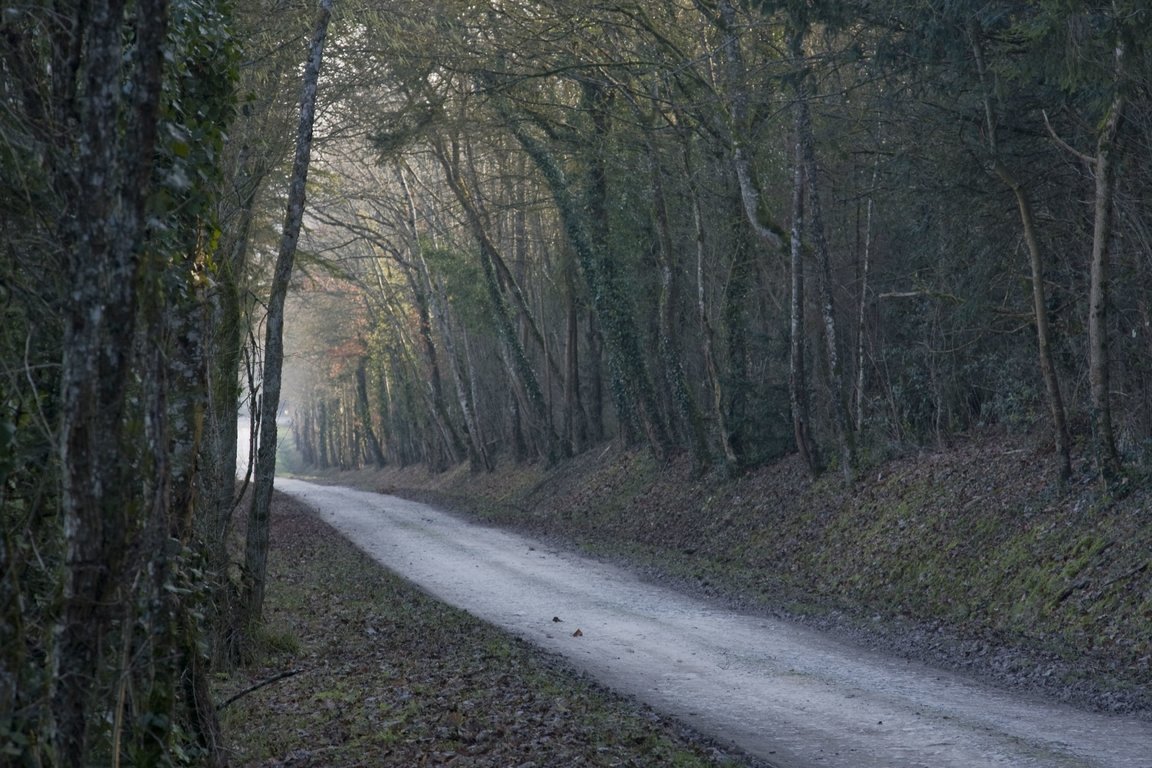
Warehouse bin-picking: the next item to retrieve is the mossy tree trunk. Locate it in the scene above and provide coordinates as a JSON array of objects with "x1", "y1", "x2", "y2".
[
  {"x1": 645, "y1": 127, "x2": 711, "y2": 473},
  {"x1": 488, "y1": 80, "x2": 673, "y2": 460}
]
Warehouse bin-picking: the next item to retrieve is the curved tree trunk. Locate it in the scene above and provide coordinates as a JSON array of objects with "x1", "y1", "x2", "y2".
[
  {"x1": 490, "y1": 86, "x2": 672, "y2": 459},
  {"x1": 969, "y1": 23, "x2": 1071, "y2": 484},
  {"x1": 709, "y1": 0, "x2": 787, "y2": 250},
  {"x1": 1009, "y1": 180, "x2": 1073, "y2": 481},
  {"x1": 243, "y1": 0, "x2": 333, "y2": 628},
  {"x1": 434, "y1": 141, "x2": 559, "y2": 464}
]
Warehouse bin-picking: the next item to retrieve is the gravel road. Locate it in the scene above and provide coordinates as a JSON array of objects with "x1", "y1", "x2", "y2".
[{"x1": 276, "y1": 477, "x2": 1151, "y2": 768}]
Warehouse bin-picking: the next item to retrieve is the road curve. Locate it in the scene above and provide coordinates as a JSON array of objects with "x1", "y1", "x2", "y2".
[{"x1": 276, "y1": 478, "x2": 1151, "y2": 768}]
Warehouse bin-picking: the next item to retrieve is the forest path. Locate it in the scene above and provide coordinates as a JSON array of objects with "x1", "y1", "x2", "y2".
[{"x1": 275, "y1": 478, "x2": 1150, "y2": 768}]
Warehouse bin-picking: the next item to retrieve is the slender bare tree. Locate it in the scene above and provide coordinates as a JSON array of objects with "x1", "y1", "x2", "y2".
[{"x1": 244, "y1": 0, "x2": 335, "y2": 628}]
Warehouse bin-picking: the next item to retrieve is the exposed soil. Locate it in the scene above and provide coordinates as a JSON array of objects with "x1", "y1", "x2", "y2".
[{"x1": 310, "y1": 431, "x2": 1152, "y2": 720}]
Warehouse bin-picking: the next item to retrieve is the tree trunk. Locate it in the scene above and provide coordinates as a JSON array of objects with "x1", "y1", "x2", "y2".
[
  {"x1": 577, "y1": 79, "x2": 639, "y2": 446},
  {"x1": 355, "y1": 361, "x2": 387, "y2": 468},
  {"x1": 705, "y1": 0, "x2": 792, "y2": 471},
  {"x1": 53, "y1": 5, "x2": 169, "y2": 765},
  {"x1": 158, "y1": 248, "x2": 228, "y2": 767},
  {"x1": 1011, "y1": 182, "x2": 1073, "y2": 480},
  {"x1": 789, "y1": 122, "x2": 819, "y2": 476},
  {"x1": 969, "y1": 23, "x2": 1071, "y2": 483},
  {"x1": 563, "y1": 266, "x2": 590, "y2": 453},
  {"x1": 647, "y1": 133, "x2": 710, "y2": 471},
  {"x1": 461, "y1": 329, "x2": 494, "y2": 470},
  {"x1": 854, "y1": 151, "x2": 877, "y2": 435},
  {"x1": 586, "y1": 312, "x2": 606, "y2": 444},
  {"x1": 203, "y1": 138, "x2": 269, "y2": 582},
  {"x1": 1087, "y1": 88, "x2": 1125, "y2": 478},
  {"x1": 243, "y1": 0, "x2": 333, "y2": 628},
  {"x1": 434, "y1": 142, "x2": 559, "y2": 464},
  {"x1": 683, "y1": 139, "x2": 739, "y2": 471},
  {"x1": 793, "y1": 32, "x2": 856, "y2": 481},
  {"x1": 723, "y1": 229, "x2": 753, "y2": 464},
  {"x1": 203, "y1": 186, "x2": 251, "y2": 572}
]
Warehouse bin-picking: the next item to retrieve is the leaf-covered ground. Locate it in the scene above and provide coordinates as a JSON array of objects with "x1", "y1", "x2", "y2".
[
  {"x1": 317, "y1": 431, "x2": 1152, "y2": 718},
  {"x1": 215, "y1": 493, "x2": 751, "y2": 767}
]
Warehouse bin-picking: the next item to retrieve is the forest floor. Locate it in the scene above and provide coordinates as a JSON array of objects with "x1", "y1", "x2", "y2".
[{"x1": 308, "y1": 429, "x2": 1152, "y2": 719}]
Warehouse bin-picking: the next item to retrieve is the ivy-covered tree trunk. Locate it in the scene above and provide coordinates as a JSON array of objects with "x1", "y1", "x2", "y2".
[
  {"x1": 52, "y1": 4, "x2": 169, "y2": 765},
  {"x1": 562, "y1": 267, "x2": 590, "y2": 454},
  {"x1": 243, "y1": 0, "x2": 333, "y2": 628},
  {"x1": 647, "y1": 133, "x2": 710, "y2": 472},
  {"x1": 723, "y1": 225, "x2": 753, "y2": 465},
  {"x1": 491, "y1": 83, "x2": 672, "y2": 459},
  {"x1": 203, "y1": 144, "x2": 265, "y2": 586},
  {"x1": 585, "y1": 312, "x2": 606, "y2": 444}
]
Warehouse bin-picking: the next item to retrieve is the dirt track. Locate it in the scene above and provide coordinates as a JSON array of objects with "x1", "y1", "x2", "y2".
[{"x1": 276, "y1": 478, "x2": 1151, "y2": 768}]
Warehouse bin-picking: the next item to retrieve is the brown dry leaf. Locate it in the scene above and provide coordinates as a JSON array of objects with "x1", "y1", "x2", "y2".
[{"x1": 572, "y1": 628, "x2": 583, "y2": 637}]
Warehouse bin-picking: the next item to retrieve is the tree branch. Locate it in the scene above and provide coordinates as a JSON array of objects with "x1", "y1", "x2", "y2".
[
  {"x1": 216, "y1": 668, "x2": 306, "y2": 711},
  {"x1": 1042, "y1": 110, "x2": 1094, "y2": 164}
]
